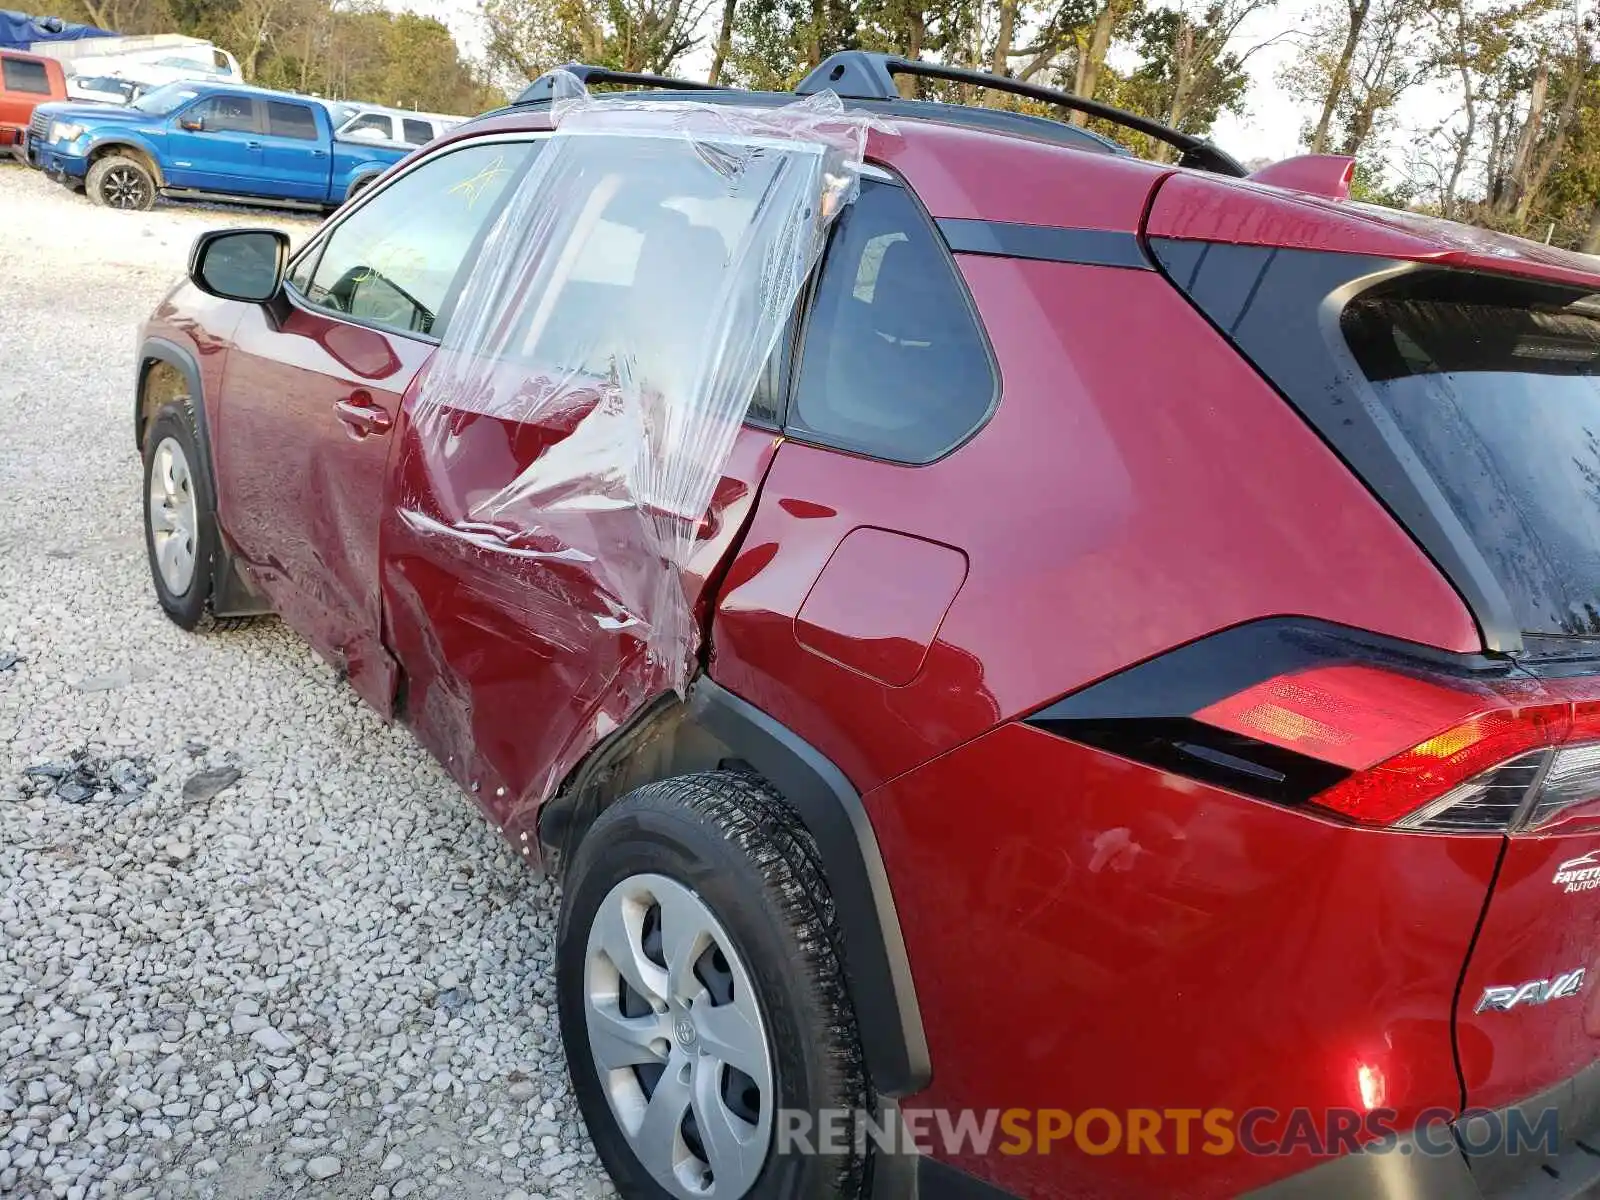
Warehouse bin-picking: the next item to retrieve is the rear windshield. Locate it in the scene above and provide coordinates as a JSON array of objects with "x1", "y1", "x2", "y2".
[{"x1": 1342, "y1": 275, "x2": 1600, "y2": 637}]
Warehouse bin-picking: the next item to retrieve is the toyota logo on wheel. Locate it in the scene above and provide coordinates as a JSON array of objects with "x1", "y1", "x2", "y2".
[{"x1": 674, "y1": 1016, "x2": 697, "y2": 1048}]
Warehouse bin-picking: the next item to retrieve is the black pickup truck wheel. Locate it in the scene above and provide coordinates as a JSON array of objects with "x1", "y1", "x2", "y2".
[{"x1": 86, "y1": 154, "x2": 156, "y2": 211}]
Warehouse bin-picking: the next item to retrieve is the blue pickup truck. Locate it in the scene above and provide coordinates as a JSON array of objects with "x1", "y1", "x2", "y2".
[{"x1": 27, "y1": 80, "x2": 411, "y2": 212}]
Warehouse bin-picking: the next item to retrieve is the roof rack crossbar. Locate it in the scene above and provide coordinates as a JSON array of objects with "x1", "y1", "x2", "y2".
[
  {"x1": 515, "y1": 63, "x2": 723, "y2": 105},
  {"x1": 796, "y1": 52, "x2": 1247, "y2": 178},
  {"x1": 510, "y1": 53, "x2": 1245, "y2": 178}
]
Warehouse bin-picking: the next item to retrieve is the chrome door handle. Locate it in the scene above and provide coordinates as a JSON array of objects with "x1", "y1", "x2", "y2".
[{"x1": 334, "y1": 395, "x2": 393, "y2": 438}]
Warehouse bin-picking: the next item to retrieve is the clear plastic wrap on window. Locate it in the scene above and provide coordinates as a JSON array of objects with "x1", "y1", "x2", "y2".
[{"x1": 401, "y1": 76, "x2": 878, "y2": 705}]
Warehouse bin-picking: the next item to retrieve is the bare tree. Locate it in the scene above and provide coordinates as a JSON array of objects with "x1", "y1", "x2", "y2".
[
  {"x1": 1310, "y1": 0, "x2": 1373, "y2": 150},
  {"x1": 708, "y1": 0, "x2": 740, "y2": 80}
]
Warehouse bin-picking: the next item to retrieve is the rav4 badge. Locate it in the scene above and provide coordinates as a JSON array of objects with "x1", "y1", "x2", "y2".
[{"x1": 1476, "y1": 968, "x2": 1586, "y2": 1013}]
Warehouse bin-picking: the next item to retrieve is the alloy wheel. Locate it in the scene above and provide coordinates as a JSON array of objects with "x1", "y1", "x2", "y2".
[
  {"x1": 103, "y1": 166, "x2": 149, "y2": 209},
  {"x1": 148, "y1": 436, "x2": 198, "y2": 595},
  {"x1": 584, "y1": 873, "x2": 774, "y2": 1199}
]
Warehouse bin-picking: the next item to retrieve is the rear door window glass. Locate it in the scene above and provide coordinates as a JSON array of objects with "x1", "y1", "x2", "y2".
[
  {"x1": 1343, "y1": 278, "x2": 1600, "y2": 636},
  {"x1": 786, "y1": 179, "x2": 995, "y2": 463},
  {"x1": 502, "y1": 145, "x2": 763, "y2": 387},
  {"x1": 402, "y1": 118, "x2": 433, "y2": 145},
  {"x1": 267, "y1": 101, "x2": 318, "y2": 141}
]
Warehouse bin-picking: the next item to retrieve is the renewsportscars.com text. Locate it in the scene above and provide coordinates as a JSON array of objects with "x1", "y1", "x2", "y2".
[{"x1": 777, "y1": 1107, "x2": 1559, "y2": 1158}]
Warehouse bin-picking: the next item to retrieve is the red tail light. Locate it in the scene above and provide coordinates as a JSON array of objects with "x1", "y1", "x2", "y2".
[
  {"x1": 1197, "y1": 669, "x2": 1600, "y2": 831},
  {"x1": 1028, "y1": 620, "x2": 1600, "y2": 833}
]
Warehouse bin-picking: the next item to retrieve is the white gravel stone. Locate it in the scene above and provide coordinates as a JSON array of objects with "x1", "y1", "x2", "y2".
[
  {"x1": 0, "y1": 166, "x2": 612, "y2": 1198},
  {"x1": 250, "y1": 1027, "x2": 295, "y2": 1054}
]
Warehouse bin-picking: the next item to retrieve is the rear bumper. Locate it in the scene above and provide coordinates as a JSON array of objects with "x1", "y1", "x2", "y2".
[
  {"x1": 895, "y1": 1062, "x2": 1600, "y2": 1199},
  {"x1": 1250, "y1": 1061, "x2": 1600, "y2": 1200},
  {"x1": 1456, "y1": 1059, "x2": 1600, "y2": 1199}
]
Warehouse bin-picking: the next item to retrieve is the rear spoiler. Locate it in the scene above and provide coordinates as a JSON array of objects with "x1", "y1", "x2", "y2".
[{"x1": 1248, "y1": 154, "x2": 1356, "y2": 201}]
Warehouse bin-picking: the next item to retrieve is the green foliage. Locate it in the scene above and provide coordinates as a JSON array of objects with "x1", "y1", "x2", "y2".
[
  {"x1": 1348, "y1": 157, "x2": 1416, "y2": 205},
  {"x1": 55, "y1": 0, "x2": 502, "y2": 114},
  {"x1": 724, "y1": 0, "x2": 861, "y2": 87}
]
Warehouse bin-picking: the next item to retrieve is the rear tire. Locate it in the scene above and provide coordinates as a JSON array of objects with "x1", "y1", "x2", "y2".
[
  {"x1": 141, "y1": 404, "x2": 218, "y2": 630},
  {"x1": 87, "y1": 154, "x2": 156, "y2": 211},
  {"x1": 557, "y1": 772, "x2": 869, "y2": 1200}
]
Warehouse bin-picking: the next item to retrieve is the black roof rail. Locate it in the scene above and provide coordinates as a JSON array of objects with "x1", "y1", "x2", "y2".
[
  {"x1": 515, "y1": 63, "x2": 722, "y2": 105},
  {"x1": 795, "y1": 51, "x2": 1247, "y2": 178}
]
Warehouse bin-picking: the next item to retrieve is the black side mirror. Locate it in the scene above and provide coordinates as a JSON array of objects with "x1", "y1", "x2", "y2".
[{"x1": 189, "y1": 228, "x2": 289, "y2": 303}]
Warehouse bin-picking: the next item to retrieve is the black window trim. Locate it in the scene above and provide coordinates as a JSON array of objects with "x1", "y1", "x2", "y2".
[
  {"x1": 284, "y1": 131, "x2": 554, "y2": 346},
  {"x1": 779, "y1": 163, "x2": 1002, "y2": 466},
  {"x1": 938, "y1": 217, "x2": 1152, "y2": 270}
]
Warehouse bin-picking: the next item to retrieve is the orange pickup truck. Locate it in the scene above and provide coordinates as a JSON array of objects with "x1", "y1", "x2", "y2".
[{"x1": 0, "y1": 49, "x2": 66, "y2": 157}]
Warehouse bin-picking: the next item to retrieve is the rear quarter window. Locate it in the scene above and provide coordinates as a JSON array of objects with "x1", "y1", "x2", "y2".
[{"x1": 785, "y1": 178, "x2": 996, "y2": 463}]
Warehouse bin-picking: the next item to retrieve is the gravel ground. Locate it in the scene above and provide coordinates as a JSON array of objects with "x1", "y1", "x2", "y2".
[{"x1": 0, "y1": 163, "x2": 613, "y2": 1199}]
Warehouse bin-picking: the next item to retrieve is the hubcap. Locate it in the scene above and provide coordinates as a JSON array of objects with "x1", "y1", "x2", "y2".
[
  {"x1": 104, "y1": 166, "x2": 147, "y2": 209},
  {"x1": 584, "y1": 874, "x2": 773, "y2": 1199},
  {"x1": 148, "y1": 436, "x2": 198, "y2": 595}
]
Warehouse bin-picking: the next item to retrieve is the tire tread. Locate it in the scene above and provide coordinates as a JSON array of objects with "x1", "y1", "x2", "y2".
[{"x1": 574, "y1": 770, "x2": 871, "y2": 1198}]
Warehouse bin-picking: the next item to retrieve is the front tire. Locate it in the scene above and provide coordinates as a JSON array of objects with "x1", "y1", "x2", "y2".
[
  {"x1": 142, "y1": 404, "x2": 217, "y2": 629},
  {"x1": 87, "y1": 154, "x2": 156, "y2": 211},
  {"x1": 558, "y1": 772, "x2": 869, "y2": 1200}
]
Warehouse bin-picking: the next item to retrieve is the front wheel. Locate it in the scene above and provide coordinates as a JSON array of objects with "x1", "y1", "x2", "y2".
[
  {"x1": 557, "y1": 772, "x2": 869, "y2": 1200},
  {"x1": 141, "y1": 404, "x2": 217, "y2": 629},
  {"x1": 86, "y1": 154, "x2": 156, "y2": 211}
]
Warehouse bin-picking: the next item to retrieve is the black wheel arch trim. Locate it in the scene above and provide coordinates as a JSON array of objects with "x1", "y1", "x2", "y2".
[
  {"x1": 136, "y1": 338, "x2": 212, "y2": 480},
  {"x1": 542, "y1": 677, "x2": 932, "y2": 1097},
  {"x1": 685, "y1": 678, "x2": 931, "y2": 1099},
  {"x1": 136, "y1": 337, "x2": 270, "y2": 618}
]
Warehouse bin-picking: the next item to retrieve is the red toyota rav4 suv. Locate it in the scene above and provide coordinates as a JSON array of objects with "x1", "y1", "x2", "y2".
[{"x1": 135, "y1": 50, "x2": 1600, "y2": 1200}]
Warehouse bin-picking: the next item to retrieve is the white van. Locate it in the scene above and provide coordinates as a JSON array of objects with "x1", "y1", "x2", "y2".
[{"x1": 30, "y1": 35, "x2": 240, "y2": 88}]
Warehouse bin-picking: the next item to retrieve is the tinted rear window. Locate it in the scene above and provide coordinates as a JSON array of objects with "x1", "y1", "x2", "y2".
[
  {"x1": 1343, "y1": 277, "x2": 1600, "y2": 637},
  {"x1": 268, "y1": 101, "x2": 318, "y2": 141},
  {"x1": 3, "y1": 58, "x2": 51, "y2": 95}
]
